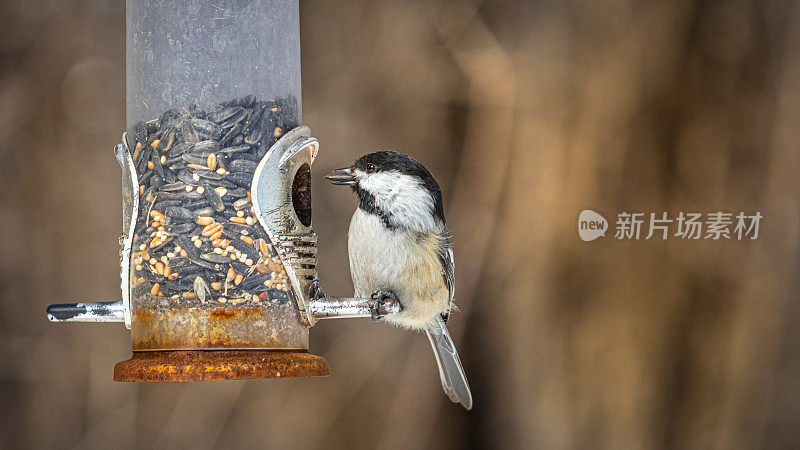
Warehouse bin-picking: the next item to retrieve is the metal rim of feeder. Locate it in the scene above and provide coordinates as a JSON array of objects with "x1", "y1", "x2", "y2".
[{"x1": 251, "y1": 125, "x2": 319, "y2": 325}]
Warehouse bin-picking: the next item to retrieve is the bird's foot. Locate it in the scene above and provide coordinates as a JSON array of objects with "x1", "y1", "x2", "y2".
[
  {"x1": 370, "y1": 290, "x2": 401, "y2": 322},
  {"x1": 307, "y1": 276, "x2": 324, "y2": 300}
]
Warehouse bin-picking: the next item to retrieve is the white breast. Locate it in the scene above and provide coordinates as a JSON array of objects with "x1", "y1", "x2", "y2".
[
  {"x1": 348, "y1": 208, "x2": 451, "y2": 330},
  {"x1": 348, "y1": 208, "x2": 407, "y2": 297}
]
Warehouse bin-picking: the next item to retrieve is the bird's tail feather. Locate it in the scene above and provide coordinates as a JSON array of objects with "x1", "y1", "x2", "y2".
[{"x1": 426, "y1": 316, "x2": 472, "y2": 410}]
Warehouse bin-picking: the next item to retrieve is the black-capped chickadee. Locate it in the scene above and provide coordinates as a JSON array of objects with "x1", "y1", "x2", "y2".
[{"x1": 325, "y1": 151, "x2": 472, "y2": 410}]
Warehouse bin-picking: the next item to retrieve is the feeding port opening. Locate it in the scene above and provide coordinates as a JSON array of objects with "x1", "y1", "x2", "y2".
[{"x1": 292, "y1": 163, "x2": 312, "y2": 227}]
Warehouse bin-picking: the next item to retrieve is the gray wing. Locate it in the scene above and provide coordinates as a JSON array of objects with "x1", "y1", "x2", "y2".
[{"x1": 436, "y1": 231, "x2": 455, "y2": 321}]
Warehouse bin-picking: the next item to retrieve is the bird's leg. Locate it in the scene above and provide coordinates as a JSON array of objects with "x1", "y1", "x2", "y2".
[
  {"x1": 370, "y1": 290, "x2": 401, "y2": 322},
  {"x1": 308, "y1": 276, "x2": 324, "y2": 300}
]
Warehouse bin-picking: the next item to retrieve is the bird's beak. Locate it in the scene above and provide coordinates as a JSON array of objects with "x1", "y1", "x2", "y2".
[{"x1": 325, "y1": 166, "x2": 357, "y2": 186}]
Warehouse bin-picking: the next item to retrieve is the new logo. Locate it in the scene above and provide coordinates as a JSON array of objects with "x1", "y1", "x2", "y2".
[{"x1": 578, "y1": 210, "x2": 608, "y2": 241}]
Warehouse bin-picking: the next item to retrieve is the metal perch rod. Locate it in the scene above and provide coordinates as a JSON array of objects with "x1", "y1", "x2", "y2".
[
  {"x1": 308, "y1": 296, "x2": 402, "y2": 319},
  {"x1": 48, "y1": 296, "x2": 401, "y2": 323},
  {"x1": 46, "y1": 301, "x2": 125, "y2": 323}
]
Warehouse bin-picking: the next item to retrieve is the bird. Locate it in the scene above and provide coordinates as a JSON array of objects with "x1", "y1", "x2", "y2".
[{"x1": 325, "y1": 150, "x2": 472, "y2": 410}]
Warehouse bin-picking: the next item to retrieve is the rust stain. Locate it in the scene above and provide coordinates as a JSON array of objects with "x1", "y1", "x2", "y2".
[
  {"x1": 130, "y1": 305, "x2": 308, "y2": 351},
  {"x1": 210, "y1": 308, "x2": 237, "y2": 319},
  {"x1": 114, "y1": 350, "x2": 329, "y2": 382},
  {"x1": 132, "y1": 309, "x2": 154, "y2": 320}
]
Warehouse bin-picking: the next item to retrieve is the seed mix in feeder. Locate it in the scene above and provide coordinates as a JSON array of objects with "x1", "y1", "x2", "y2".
[{"x1": 129, "y1": 95, "x2": 299, "y2": 306}]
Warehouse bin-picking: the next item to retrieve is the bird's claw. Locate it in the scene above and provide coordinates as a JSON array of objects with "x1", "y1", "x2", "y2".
[
  {"x1": 370, "y1": 290, "x2": 400, "y2": 322},
  {"x1": 308, "y1": 276, "x2": 324, "y2": 300}
]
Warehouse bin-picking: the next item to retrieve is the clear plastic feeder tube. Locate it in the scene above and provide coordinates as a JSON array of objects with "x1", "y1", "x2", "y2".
[
  {"x1": 127, "y1": 0, "x2": 301, "y2": 132},
  {"x1": 125, "y1": 0, "x2": 307, "y2": 351}
]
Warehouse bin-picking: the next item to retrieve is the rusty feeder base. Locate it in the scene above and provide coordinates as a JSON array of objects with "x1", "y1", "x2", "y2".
[{"x1": 114, "y1": 350, "x2": 330, "y2": 382}]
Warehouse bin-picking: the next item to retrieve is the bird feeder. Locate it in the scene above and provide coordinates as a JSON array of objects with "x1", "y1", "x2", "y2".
[{"x1": 46, "y1": 0, "x2": 398, "y2": 382}]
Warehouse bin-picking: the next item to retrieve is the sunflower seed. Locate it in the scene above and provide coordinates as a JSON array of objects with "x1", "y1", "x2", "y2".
[
  {"x1": 209, "y1": 106, "x2": 242, "y2": 124},
  {"x1": 190, "y1": 140, "x2": 220, "y2": 156},
  {"x1": 165, "y1": 206, "x2": 196, "y2": 222},
  {"x1": 227, "y1": 172, "x2": 253, "y2": 188},
  {"x1": 201, "y1": 253, "x2": 232, "y2": 264},
  {"x1": 230, "y1": 159, "x2": 258, "y2": 172}
]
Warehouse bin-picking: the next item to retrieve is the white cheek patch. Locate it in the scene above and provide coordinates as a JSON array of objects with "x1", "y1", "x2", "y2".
[{"x1": 358, "y1": 169, "x2": 436, "y2": 231}]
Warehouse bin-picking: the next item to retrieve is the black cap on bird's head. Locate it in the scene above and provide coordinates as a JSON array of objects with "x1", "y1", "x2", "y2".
[
  {"x1": 325, "y1": 151, "x2": 446, "y2": 229},
  {"x1": 325, "y1": 151, "x2": 414, "y2": 181}
]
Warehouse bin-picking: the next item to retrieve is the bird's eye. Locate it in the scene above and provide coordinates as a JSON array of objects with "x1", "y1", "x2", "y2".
[{"x1": 366, "y1": 163, "x2": 376, "y2": 173}]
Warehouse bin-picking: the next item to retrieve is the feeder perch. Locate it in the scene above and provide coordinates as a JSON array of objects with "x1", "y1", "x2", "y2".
[{"x1": 45, "y1": 0, "x2": 398, "y2": 382}]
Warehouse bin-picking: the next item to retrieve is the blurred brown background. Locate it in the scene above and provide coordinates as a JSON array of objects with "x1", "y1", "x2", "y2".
[{"x1": 2, "y1": 0, "x2": 799, "y2": 448}]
